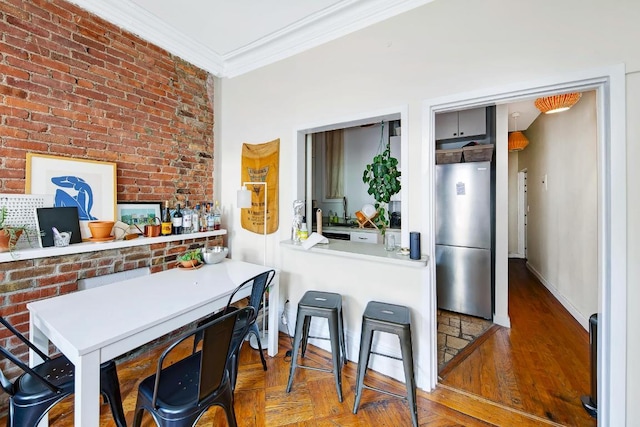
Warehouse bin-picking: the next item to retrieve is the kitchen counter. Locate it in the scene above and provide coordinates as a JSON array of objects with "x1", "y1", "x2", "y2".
[{"x1": 280, "y1": 238, "x2": 427, "y2": 268}]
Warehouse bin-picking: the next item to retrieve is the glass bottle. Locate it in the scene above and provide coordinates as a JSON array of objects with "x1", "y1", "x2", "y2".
[
  {"x1": 192, "y1": 204, "x2": 201, "y2": 233},
  {"x1": 161, "y1": 200, "x2": 172, "y2": 235},
  {"x1": 206, "y1": 202, "x2": 215, "y2": 231},
  {"x1": 182, "y1": 201, "x2": 192, "y2": 234},
  {"x1": 172, "y1": 203, "x2": 183, "y2": 235},
  {"x1": 213, "y1": 200, "x2": 221, "y2": 230}
]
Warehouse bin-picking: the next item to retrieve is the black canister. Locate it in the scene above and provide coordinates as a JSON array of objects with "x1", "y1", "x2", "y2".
[{"x1": 410, "y1": 231, "x2": 420, "y2": 260}]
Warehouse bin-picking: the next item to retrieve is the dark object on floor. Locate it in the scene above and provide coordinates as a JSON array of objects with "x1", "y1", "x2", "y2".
[
  {"x1": 0, "y1": 316, "x2": 126, "y2": 427},
  {"x1": 581, "y1": 313, "x2": 598, "y2": 418},
  {"x1": 353, "y1": 301, "x2": 418, "y2": 427},
  {"x1": 286, "y1": 290, "x2": 347, "y2": 402},
  {"x1": 132, "y1": 306, "x2": 254, "y2": 427}
]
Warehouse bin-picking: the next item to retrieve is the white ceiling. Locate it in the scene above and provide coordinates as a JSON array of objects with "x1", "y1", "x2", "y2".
[{"x1": 67, "y1": 0, "x2": 433, "y2": 78}]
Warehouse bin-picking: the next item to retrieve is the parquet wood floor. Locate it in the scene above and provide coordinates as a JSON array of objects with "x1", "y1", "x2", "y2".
[
  {"x1": 440, "y1": 259, "x2": 597, "y2": 426},
  {"x1": 0, "y1": 258, "x2": 595, "y2": 426}
]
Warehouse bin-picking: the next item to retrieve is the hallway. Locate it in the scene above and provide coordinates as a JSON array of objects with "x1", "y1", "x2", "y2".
[{"x1": 440, "y1": 258, "x2": 596, "y2": 426}]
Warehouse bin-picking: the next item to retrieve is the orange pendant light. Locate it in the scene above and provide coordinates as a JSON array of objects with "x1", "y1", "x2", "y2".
[
  {"x1": 535, "y1": 92, "x2": 582, "y2": 114},
  {"x1": 508, "y1": 112, "x2": 529, "y2": 152}
]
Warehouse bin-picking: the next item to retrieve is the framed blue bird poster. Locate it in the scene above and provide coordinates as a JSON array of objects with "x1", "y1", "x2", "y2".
[{"x1": 25, "y1": 153, "x2": 116, "y2": 240}]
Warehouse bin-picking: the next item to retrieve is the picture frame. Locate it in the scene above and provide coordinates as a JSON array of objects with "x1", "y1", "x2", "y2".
[
  {"x1": 26, "y1": 153, "x2": 117, "y2": 240},
  {"x1": 116, "y1": 202, "x2": 162, "y2": 232}
]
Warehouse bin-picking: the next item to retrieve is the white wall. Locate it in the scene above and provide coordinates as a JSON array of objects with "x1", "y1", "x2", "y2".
[
  {"x1": 217, "y1": 0, "x2": 639, "y2": 423},
  {"x1": 519, "y1": 91, "x2": 598, "y2": 327}
]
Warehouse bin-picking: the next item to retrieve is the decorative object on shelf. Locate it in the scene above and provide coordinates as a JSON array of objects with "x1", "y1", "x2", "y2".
[
  {"x1": 88, "y1": 220, "x2": 115, "y2": 239},
  {"x1": 26, "y1": 153, "x2": 117, "y2": 240},
  {"x1": 0, "y1": 206, "x2": 32, "y2": 254},
  {"x1": 202, "y1": 246, "x2": 228, "y2": 264},
  {"x1": 177, "y1": 248, "x2": 203, "y2": 268},
  {"x1": 35, "y1": 207, "x2": 82, "y2": 247},
  {"x1": 240, "y1": 139, "x2": 279, "y2": 234},
  {"x1": 362, "y1": 122, "x2": 401, "y2": 234},
  {"x1": 116, "y1": 202, "x2": 162, "y2": 233},
  {"x1": 534, "y1": 92, "x2": 582, "y2": 114},
  {"x1": 508, "y1": 112, "x2": 529, "y2": 152},
  {"x1": 0, "y1": 193, "x2": 52, "y2": 250}
]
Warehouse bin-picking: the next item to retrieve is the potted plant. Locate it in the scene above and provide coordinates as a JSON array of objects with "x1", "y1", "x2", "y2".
[
  {"x1": 177, "y1": 247, "x2": 203, "y2": 268},
  {"x1": 362, "y1": 122, "x2": 401, "y2": 234},
  {"x1": 0, "y1": 206, "x2": 31, "y2": 254}
]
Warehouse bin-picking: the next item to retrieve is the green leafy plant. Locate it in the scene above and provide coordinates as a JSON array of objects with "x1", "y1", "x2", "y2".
[
  {"x1": 178, "y1": 248, "x2": 203, "y2": 263},
  {"x1": 0, "y1": 206, "x2": 32, "y2": 255},
  {"x1": 362, "y1": 122, "x2": 401, "y2": 234}
]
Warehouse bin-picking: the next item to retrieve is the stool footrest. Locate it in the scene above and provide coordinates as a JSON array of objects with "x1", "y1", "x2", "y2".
[
  {"x1": 294, "y1": 364, "x2": 333, "y2": 374},
  {"x1": 361, "y1": 383, "x2": 408, "y2": 401},
  {"x1": 369, "y1": 350, "x2": 403, "y2": 362}
]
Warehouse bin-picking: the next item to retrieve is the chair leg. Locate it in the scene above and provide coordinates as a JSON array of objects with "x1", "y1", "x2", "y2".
[
  {"x1": 286, "y1": 312, "x2": 307, "y2": 393},
  {"x1": 99, "y1": 360, "x2": 127, "y2": 427},
  {"x1": 328, "y1": 311, "x2": 343, "y2": 402},
  {"x1": 399, "y1": 331, "x2": 418, "y2": 427},
  {"x1": 249, "y1": 323, "x2": 268, "y2": 371},
  {"x1": 353, "y1": 326, "x2": 374, "y2": 414},
  {"x1": 338, "y1": 306, "x2": 347, "y2": 365}
]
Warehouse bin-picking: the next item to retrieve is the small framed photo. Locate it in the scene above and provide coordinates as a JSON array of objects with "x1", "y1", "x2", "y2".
[{"x1": 116, "y1": 202, "x2": 162, "y2": 232}]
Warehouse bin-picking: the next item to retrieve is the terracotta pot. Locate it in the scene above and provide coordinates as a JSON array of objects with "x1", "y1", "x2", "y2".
[
  {"x1": 88, "y1": 221, "x2": 115, "y2": 239},
  {"x1": 179, "y1": 259, "x2": 200, "y2": 268},
  {"x1": 0, "y1": 229, "x2": 23, "y2": 253}
]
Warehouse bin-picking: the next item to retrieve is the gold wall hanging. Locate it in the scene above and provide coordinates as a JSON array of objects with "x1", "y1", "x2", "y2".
[{"x1": 240, "y1": 139, "x2": 279, "y2": 234}]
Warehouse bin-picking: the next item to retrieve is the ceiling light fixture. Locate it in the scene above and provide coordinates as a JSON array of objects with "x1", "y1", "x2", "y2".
[
  {"x1": 534, "y1": 92, "x2": 582, "y2": 114},
  {"x1": 508, "y1": 112, "x2": 529, "y2": 152}
]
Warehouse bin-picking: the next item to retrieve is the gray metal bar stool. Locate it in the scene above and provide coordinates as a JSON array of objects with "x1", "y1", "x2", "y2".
[
  {"x1": 286, "y1": 290, "x2": 347, "y2": 402},
  {"x1": 353, "y1": 301, "x2": 418, "y2": 427}
]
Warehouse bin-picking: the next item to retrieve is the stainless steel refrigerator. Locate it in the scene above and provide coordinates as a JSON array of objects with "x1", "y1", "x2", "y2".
[{"x1": 435, "y1": 161, "x2": 493, "y2": 319}]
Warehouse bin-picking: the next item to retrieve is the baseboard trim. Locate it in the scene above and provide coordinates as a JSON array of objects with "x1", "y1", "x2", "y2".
[{"x1": 525, "y1": 262, "x2": 589, "y2": 330}]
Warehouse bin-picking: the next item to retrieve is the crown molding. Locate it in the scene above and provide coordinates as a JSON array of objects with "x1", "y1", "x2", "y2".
[{"x1": 65, "y1": 0, "x2": 432, "y2": 78}]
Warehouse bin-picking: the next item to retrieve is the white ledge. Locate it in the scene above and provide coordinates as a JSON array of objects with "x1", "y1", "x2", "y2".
[
  {"x1": 280, "y1": 239, "x2": 428, "y2": 268},
  {"x1": 0, "y1": 230, "x2": 227, "y2": 264}
]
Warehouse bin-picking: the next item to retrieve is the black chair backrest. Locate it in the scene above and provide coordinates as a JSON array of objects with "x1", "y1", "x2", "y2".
[
  {"x1": 0, "y1": 316, "x2": 59, "y2": 396},
  {"x1": 151, "y1": 306, "x2": 255, "y2": 406},
  {"x1": 225, "y1": 269, "x2": 276, "y2": 317}
]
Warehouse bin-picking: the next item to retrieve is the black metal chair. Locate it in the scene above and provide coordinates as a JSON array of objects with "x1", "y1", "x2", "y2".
[
  {"x1": 193, "y1": 269, "x2": 276, "y2": 390},
  {"x1": 132, "y1": 306, "x2": 255, "y2": 427},
  {"x1": 0, "y1": 316, "x2": 127, "y2": 427}
]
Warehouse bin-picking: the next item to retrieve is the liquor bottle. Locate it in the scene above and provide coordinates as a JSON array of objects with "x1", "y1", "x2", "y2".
[
  {"x1": 182, "y1": 201, "x2": 192, "y2": 233},
  {"x1": 206, "y1": 202, "x2": 215, "y2": 231},
  {"x1": 172, "y1": 203, "x2": 183, "y2": 235},
  {"x1": 213, "y1": 200, "x2": 221, "y2": 230},
  {"x1": 192, "y1": 204, "x2": 201, "y2": 233},
  {"x1": 201, "y1": 202, "x2": 210, "y2": 232},
  {"x1": 161, "y1": 201, "x2": 172, "y2": 236}
]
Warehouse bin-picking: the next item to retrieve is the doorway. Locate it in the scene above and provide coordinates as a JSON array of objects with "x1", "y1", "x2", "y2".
[{"x1": 424, "y1": 65, "x2": 627, "y2": 426}]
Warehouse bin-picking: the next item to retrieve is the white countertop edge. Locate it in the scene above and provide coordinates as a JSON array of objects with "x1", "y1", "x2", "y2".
[
  {"x1": 280, "y1": 239, "x2": 428, "y2": 268},
  {"x1": 0, "y1": 230, "x2": 227, "y2": 263}
]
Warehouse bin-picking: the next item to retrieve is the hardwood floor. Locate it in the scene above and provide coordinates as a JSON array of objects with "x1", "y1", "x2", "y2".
[
  {"x1": 0, "y1": 259, "x2": 596, "y2": 426},
  {"x1": 440, "y1": 259, "x2": 597, "y2": 426}
]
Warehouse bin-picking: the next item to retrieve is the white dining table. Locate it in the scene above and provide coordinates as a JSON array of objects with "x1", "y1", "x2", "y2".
[{"x1": 27, "y1": 259, "x2": 279, "y2": 427}]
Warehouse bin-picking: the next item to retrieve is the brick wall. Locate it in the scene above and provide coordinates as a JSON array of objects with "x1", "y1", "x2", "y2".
[
  {"x1": 0, "y1": 0, "x2": 214, "y2": 201},
  {"x1": 0, "y1": 0, "x2": 217, "y2": 415}
]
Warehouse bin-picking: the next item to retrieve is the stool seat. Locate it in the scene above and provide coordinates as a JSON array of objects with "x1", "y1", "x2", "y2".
[
  {"x1": 286, "y1": 290, "x2": 347, "y2": 402},
  {"x1": 353, "y1": 301, "x2": 418, "y2": 427}
]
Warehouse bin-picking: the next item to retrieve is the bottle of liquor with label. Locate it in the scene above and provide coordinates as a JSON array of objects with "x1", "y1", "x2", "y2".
[
  {"x1": 161, "y1": 201, "x2": 172, "y2": 236},
  {"x1": 172, "y1": 203, "x2": 183, "y2": 235},
  {"x1": 200, "y1": 203, "x2": 208, "y2": 232},
  {"x1": 213, "y1": 200, "x2": 221, "y2": 230},
  {"x1": 206, "y1": 202, "x2": 215, "y2": 231},
  {"x1": 192, "y1": 204, "x2": 201, "y2": 233},
  {"x1": 182, "y1": 201, "x2": 192, "y2": 234}
]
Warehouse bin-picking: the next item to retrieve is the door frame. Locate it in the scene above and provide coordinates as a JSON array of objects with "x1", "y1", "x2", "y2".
[{"x1": 422, "y1": 64, "x2": 626, "y2": 426}]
